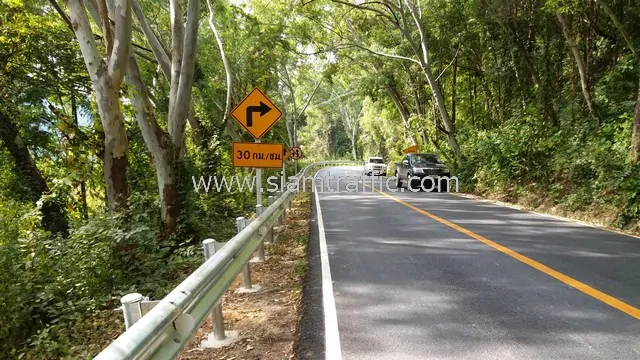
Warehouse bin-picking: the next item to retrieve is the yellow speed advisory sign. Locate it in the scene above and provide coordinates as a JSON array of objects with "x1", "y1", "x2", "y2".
[{"x1": 232, "y1": 142, "x2": 284, "y2": 168}]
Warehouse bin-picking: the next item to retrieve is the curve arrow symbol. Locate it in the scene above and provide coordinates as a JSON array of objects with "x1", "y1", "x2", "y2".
[{"x1": 246, "y1": 102, "x2": 272, "y2": 127}]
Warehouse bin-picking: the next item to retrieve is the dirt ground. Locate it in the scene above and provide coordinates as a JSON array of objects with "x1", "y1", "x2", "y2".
[{"x1": 178, "y1": 191, "x2": 311, "y2": 360}]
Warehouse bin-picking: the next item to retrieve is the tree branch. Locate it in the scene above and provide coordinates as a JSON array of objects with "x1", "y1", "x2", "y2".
[
  {"x1": 97, "y1": 0, "x2": 113, "y2": 56},
  {"x1": 435, "y1": 43, "x2": 460, "y2": 82},
  {"x1": 595, "y1": 0, "x2": 637, "y2": 56},
  {"x1": 207, "y1": 0, "x2": 232, "y2": 123},
  {"x1": 167, "y1": 0, "x2": 184, "y2": 123},
  {"x1": 67, "y1": 0, "x2": 104, "y2": 84},
  {"x1": 350, "y1": 41, "x2": 421, "y2": 64},
  {"x1": 297, "y1": 79, "x2": 323, "y2": 121},
  {"x1": 330, "y1": 0, "x2": 397, "y2": 25},
  {"x1": 107, "y1": 0, "x2": 132, "y2": 85},
  {"x1": 131, "y1": 0, "x2": 171, "y2": 78},
  {"x1": 48, "y1": 0, "x2": 73, "y2": 30},
  {"x1": 169, "y1": 0, "x2": 200, "y2": 148}
]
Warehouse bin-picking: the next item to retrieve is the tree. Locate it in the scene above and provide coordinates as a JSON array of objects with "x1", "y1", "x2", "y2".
[
  {"x1": 66, "y1": 0, "x2": 132, "y2": 209},
  {"x1": 556, "y1": 11, "x2": 598, "y2": 120},
  {"x1": 0, "y1": 110, "x2": 69, "y2": 235},
  {"x1": 329, "y1": 0, "x2": 462, "y2": 160},
  {"x1": 73, "y1": 0, "x2": 200, "y2": 233},
  {"x1": 126, "y1": 0, "x2": 200, "y2": 233}
]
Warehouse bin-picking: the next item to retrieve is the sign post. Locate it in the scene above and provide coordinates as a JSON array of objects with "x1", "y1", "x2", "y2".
[
  {"x1": 282, "y1": 147, "x2": 291, "y2": 192},
  {"x1": 230, "y1": 87, "x2": 283, "y2": 207},
  {"x1": 256, "y1": 140, "x2": 262, "y2": 206}
]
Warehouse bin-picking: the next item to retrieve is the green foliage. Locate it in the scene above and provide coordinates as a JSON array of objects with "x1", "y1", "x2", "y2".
[
  {"x1": 4, "y1": 0, "x2": 640, "y2": 356},
  {"x1": 0, "y1": 192, "x2": 209, "y2": 359}
]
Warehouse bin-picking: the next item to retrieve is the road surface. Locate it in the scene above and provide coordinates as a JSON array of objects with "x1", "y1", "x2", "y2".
[{"x1": 298, "y1": 166, "x2": 640, "y2": 360}]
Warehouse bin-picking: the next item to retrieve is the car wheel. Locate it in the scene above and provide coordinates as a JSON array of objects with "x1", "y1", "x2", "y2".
[
  {"x1": 395, "y1": 172, "x2": 402, "y2": 188},
  {"x1": 408, "y1": 173, "x2": 418, "y2": 191}
]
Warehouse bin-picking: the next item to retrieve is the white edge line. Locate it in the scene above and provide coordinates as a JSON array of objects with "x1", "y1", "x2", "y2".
[{"x1": 313, "y1": 169, "x2": 343, "y2": 360}]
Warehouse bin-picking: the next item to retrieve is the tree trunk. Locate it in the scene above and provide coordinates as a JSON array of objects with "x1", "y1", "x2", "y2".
[
  {"x1": 207, "y1": 0, "x2": 232, "y2": 124},
  {"x1": 167, "y1": 0, "x2": 200, "y2": 154},
  {"x1": 71, "y1": 94, "x2": 89, "y2": 219},
  {"x1": 452, "y1": 53, "x2": 457, "y2": 126},
  {"x1": 95, "y1": 66, "x2": 130, "y2": 208},
  {"x1": 386, "y1": 84, "x2": 417, "y2": 144},
  {"x1": 471, "y1": 77, "x2": 476, "y2": 127},
  {"x1": 67, "y1": 0, "x2": 131, "y2": 209},
  {"x1": 126, "y1": 56, "x2": 180, "y2": 233},
  {"x1": 422, "y1": 63, "x2": 461, "y2": 160},
  {"x1": 403, "y1": 0, "x2": 462, "y2": 160},
  {"x1": 351, "y1": 130, "x2": 358, "y2": 160},
  {"x1": 595, "y1": 0, "x2": 636, "y2": 56},
  {"x1": 0, "y1": 108, "x2": 69, "y2": 235},
  {"x1": 557, "y1": 12, "x2": 599, "y2": 120}
]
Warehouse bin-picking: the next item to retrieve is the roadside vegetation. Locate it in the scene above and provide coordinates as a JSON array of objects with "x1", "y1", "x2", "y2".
[
  {"x1": 180, "y1": 191, "x2": 311, "y2": 360},
  {"x1": 2, "y1": 0, "x2": 640, "y2": 358}
]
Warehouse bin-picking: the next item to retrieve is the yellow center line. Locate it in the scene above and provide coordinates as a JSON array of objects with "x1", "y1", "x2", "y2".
[{"x1": 373, "y1": 188, "x2": 640, "y2": 320}]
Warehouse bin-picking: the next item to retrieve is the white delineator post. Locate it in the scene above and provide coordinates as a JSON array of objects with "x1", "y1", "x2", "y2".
[
  {"x1": 203, "y1": 239, "x2": 226, "y2": 340},
  {"x1": 120, "y1": 293, "x2": 144, "y2": 330}
]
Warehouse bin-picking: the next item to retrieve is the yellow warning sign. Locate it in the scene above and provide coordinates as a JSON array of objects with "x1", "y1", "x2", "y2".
[
  {"x1": 403, "y1": 145, "x2": 418, "y2": 153},
  {"x1": 231, "y1": 88, "x2": 283, "y2": 140},
  {"x1": 232, "y1": 142, "x2": 284, "y2": 168}
]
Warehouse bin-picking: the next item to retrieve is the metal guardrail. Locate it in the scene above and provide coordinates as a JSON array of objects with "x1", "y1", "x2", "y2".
[{"x1": 94, "y1": 160, "x2": 363, "y2": 360}]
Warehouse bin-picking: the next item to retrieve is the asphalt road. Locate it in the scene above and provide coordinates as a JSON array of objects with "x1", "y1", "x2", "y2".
[{"x1": 298, "y1": 166, "x2": 640, "y2": 360}]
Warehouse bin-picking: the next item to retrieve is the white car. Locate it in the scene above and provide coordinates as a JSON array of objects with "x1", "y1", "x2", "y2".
[{"x1": 364, "y1": 156, "x2": 387, "y2": 176}]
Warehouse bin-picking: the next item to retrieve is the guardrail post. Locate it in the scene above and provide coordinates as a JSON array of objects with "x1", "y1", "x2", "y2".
[
  {"x1": 236, "y1": 217, "x2": 253, "y2": 290},
  {"x1": 203, "y1": 239, "x2": 226, "y2": 340},
  {"x1": 277, "y1": 191, "x2": 285, "y2": 226},
  {"x1": 255, "y1": 204, "x2": 266, "y2": 261},
  {"x1": 267, "y1": 196, "x2": 275, "y2": 243},
  {"x1": 120, "y1": 293, "x2": 144, "y2": 330}
]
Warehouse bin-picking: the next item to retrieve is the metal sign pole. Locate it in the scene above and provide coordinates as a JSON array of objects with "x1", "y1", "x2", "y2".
[
  {"x1": 256, "y1": 138, "x2": 262, "y2": 206},
  {"x1": 281, "y1": 162, "x2": 286, "y2": 192}
]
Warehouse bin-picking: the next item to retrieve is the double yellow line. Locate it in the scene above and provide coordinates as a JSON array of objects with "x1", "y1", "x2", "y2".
[{"x1": 374, "y1": 189, "x2": 640, "y2": 320}]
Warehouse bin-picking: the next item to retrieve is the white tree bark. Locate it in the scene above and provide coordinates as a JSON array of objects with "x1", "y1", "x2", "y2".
[
  {"x1": 67, "y1": 0, "x2": 131, "y2": 208},
  {"x1": 126, "y1": 56, "x2": 179, "y2": 232},
  {"x1": 168, "y1": 0, "x2": 200, "y2": 152},
  {"x1": 168, "y1": 0, "x2": 184, "y2": 124},
  {"x1": 107, "y1": 0, "x2": 132, "y2": 84},
  {"x1": 131, "y1": 0, "x2": 171, "y2": 77},
  {"x1": 207, "y1": 0, "x2": 232, "y2": 123}
]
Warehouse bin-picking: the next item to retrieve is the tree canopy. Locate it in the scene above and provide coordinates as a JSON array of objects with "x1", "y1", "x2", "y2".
[{"x1": 1, "y1": 0, "x2": 640, "y2": 357}]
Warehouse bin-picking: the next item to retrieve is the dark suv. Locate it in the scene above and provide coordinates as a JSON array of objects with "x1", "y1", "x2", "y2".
[{"x1": 395, "y1": 153, "x2": 451, "y2": 191}]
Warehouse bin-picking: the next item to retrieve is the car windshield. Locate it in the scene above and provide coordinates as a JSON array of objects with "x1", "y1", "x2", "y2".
[
  {"x1": 368, "y1": 158, "x2": 384, "y2": 164},
  {"x1": 412, "y1": 154, "x2": 440, "y2": 165}
]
